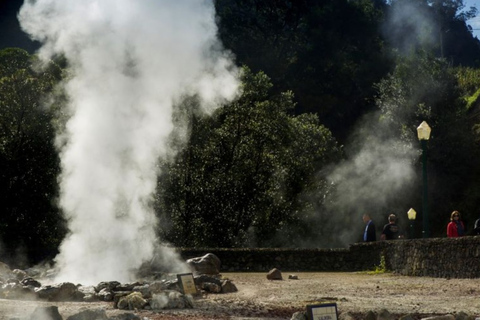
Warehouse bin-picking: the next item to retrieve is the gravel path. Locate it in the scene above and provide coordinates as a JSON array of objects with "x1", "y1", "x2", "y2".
[{"x1": 1, "y1": 272, "x2": 479, "y2": 319}]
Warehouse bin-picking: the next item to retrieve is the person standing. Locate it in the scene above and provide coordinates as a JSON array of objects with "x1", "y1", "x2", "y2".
[
  {"x1": 381, "y1": 214, "x2": 404, "y2": 240},
  {"x1": 363, "y1": 213, "x2": 376, "y2": 242},
  {"x1": 447, "y1": 210, "x2": 465, "y2": 237},
  {"x1": 474, "y1": 215, "x2": 480, "y2": 235}
]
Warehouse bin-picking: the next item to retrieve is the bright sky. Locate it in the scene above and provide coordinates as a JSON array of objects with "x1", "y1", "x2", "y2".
[{"x1": 465, "y1": 0, "x2": 480, "y2": 39}]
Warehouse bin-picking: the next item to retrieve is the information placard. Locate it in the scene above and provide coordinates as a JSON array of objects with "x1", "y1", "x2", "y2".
[
  {"x1": 177, "y1": 273, "x2": 198, "y2": 295},
  {"x1": 306, "y1": 303, "x2": 338, "y2": 320}
]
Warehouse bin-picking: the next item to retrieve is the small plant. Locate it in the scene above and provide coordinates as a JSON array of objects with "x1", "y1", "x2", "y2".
[{"x1": 368, "y1": 255, "x2": 388, "y2": 275}]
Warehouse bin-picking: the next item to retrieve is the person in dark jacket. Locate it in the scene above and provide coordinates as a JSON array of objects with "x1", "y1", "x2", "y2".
[
  {"x1": 362, "y1": 213, "x2": 376, "y2": 242},
  {"x1": 381, "y1": 214, "x2": 404, "y2": 240}
]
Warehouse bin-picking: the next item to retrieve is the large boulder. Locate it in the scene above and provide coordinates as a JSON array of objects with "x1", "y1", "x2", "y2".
[
  {"x1": 29, "y1": 306, "x2": 62, "y2": 320},
  {"x1": 35, "y1": 282, "x2": 81, "y2": 301},
  {"x1": 267, "y1": 268, "x2": 282, "y2": 280},
  {"x1": 117, "y1": 291, "x2": 147, "y2": 310},
  {"x1": 0, "y1": 262, "x2": 14, "y2": 281},
  {"x1": 186, "y1": 253, "x2": 221, "y2": 275},
  {"x1": 66, "y1": 309, "x2": 108, "y2": 320}
]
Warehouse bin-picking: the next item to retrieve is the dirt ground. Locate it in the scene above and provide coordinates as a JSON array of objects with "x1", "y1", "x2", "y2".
[{"x1": 2, "y1": 272, "x2": 480, "y2": 320}]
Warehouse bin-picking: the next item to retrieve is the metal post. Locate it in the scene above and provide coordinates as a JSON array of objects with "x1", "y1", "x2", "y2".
[{"x1": 421, "y1": 139, "x2": 429, "y2": 238}]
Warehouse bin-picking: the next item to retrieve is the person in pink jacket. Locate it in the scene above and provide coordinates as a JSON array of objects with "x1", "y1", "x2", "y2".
[{"x1": 447, "y1": 210, "x2": 465, "y2": 237}]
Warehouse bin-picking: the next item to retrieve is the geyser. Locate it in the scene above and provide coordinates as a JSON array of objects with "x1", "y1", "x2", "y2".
[{"x1": 18, "y1": 0, "x2": 239, "y2": 284}]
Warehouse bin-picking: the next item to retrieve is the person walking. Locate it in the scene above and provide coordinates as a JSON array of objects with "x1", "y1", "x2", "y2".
[
  {"x1": 381, "y1": 214, "x2": 404, "y2": 240},
  {"x1": 447, "y1": 210, "x2": 465, "y2": 238},
  {"x1": 363, "y1": 213, "x2": 376, "y2": 242}
]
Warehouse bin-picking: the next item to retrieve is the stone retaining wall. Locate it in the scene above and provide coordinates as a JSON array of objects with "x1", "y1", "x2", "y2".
[{"x1": 178, "y1": 236, "x2": 480, "y2": 278}]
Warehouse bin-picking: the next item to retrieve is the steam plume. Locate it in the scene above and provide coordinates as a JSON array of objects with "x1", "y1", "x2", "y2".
[{"x1": 19, "y1": 0, "x2": 239, "y2": 284}]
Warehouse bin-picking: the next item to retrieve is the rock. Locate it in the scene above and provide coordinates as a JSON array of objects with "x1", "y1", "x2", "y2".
[
  {"x1": 0, "y1": 262, "x2": 14, "y2": 281},
  {"x1": 365, "y1": 310, "x2": 376, "y2": 320},
  {"x1": 201, "y1": 282, "x2": 221, "y2": 293},
  {"x1": 115, "y1": 282, "x2": 142, "y2": 292},
  {"x1": 267, "y1": 268, "x2": 282, "y2": 280},
  {"x1": 291, "y1": 311, "x2": 308, "y2": 320},
  {"x1": 117, "y1": 292, "x2": 147, "y2": 310},
  {"x1": 97, "y1": 287, "x2": 114, "y2": 301},
  {"x1": 221, "y1": 279, "x2": 237, "y2": 293},
  {"x1": 378, "y1": 309, "x2": 394, "y2": 320},
  {"x1": 29, "y1": 306, "x2": 62, "y2": 320},
  {"x1": 339, "y1": 311, "x2": 356, "y2": 320},
  {"x1": 399, "y1": 314, "x2": 415, "y2": 320},
  {"x1": 148, "y1": 281, "x2": 167, "y2": 295},
  {"x1": 150, "y1": 290, "x2": 194, "y2": 310},
  {"x1": 78, "y1": 285, "x2": 98, "y2": 302},
  {"x1": 12, "y1": 269, "x2": 27, "y2": 281},
  {"x1": 1, "y1": 281, "x2": 36, "y2": 300},
  {"x1": 66, "y1": 308, "x2": 108, "y2": 320},
  {"x1": 35, "y1": 282, "x2": 79, "y2": 301},
  {"x1": 455, "y1": 312, "x2": 471, "y2": 320},
  {"x1": 21, "y1": 277, "x2": 41, "y2": 288},
  {"x1": 289, "y1": 274, "x2": 299, "y2": 280},
  {"x1": 95, "y1": 281, "x2": 120, "y2": 293},
  {"x1": 186, "y1": 253, "x2": 221, "y2": 275},
  {"x1": 132, "y1": 284, "x2": 151, "y2": 298},
  {"x1": 109, "y1": 314, "x2": 141, "y2": 320},
  {"x1": 421, "y1": 315, "x2": 455, "y2": 320}
]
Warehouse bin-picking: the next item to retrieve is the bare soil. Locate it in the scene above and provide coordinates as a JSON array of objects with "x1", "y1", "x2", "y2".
[{"x1": 2, "y1": 272, "x2": 480, "y2": 320}]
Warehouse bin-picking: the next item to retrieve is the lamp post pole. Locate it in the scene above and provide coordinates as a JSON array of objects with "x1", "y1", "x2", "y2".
[
  {"x1": 421, "y1": 139, "x2": 429, "y2": 238},
  {"x1": 417, "y1": 121, "x2": 431, "y2": 238}
]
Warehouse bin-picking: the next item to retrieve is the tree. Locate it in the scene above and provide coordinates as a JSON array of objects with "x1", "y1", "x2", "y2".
[
  {"x1": 156, "y1": 67, "x2": 341, "y2": 247},
  {"x1": 215, "y1": 0, "x2": 391, "y2": 142},
  {"x1": 0, "y1": 48, "x2": 65, "y2": 265}
]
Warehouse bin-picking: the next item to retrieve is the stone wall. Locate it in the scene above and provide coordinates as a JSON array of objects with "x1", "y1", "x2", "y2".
[{"x1": 178, "y1": 236, "x2": 480, "y2": 278}]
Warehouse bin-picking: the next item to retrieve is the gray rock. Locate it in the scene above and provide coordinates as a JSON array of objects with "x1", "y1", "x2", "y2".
[
  {"x1": 339, "y1": 311, "x2": 356, "y2": 320},
  {"x1": 109, "y1": 314, "x2": 141, "y2": 320},
  {"x1": 95, "y1": 281, "x2": 120, "y2": 293},
  {"x1": 150, "y1": 290, "x2": 194, "y2": 310},
  {"x1": 21, "y1": 277, "x2": 41, "y2": 288},
  {"x1": 399, "y1": 314, "x2": 415, "y2": 320},
  {"x1": 421, "y1": 315, "x2": 455, "y2": 320},
  {"x1": 97, "y1": 288, "x2": 114, "y2": 301},
  {"x1": 12, "y1": 269, "x2": 27, "y2": 281},
  {"x1": 221, "y1": 279, "x2": 237, "y2": 293},
  {"x1": 377, "y1": 308, "x2": 394, "y2": 320},
  {"x1": 35, "y1": 282, "x2": 79, "y2": 301},
  {"x1": 201, "y1": 282, "x2": 221, "y2": 293},
  {"x1": 267, "y1": 268, "x2": 282, "y2": 280},
  {"x1": 291, "y1": 311, "x2": 308, "y2": 320},
  {"x1": 365, "y1": 310, "x2": 376, "y2": 320},
  {"x1": 66, "y1": 308, "x2": 108, "y2": 320},
  {"x1": 28, "y1": 306, "x2": 62, "y2": 320},
  {"x1": 186, "y1": 253, "x2": 221, "y2": 275}
]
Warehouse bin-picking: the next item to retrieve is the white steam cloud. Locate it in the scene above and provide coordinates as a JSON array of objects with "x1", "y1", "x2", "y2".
[
  {"x1": 19, "y1": 0, "x2": 239, "y2": 284},
  {"x1": 321, "y1": 112, "x2": 417, "y2": 247}
]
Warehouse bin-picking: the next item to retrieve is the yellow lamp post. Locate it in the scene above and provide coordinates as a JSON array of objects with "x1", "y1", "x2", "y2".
[{"x1": 417, "y1": 121, "x2": 431, "y2": 238}]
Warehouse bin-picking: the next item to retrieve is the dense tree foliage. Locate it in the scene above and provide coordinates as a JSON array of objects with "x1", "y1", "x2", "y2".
[
  {"x1": 156, "y1": 67, "x2": 342, "y2": 247},
  {"x1": 1, "y1": 0, "x2": 480, "y2": 260},
  {"x1": 215, "y1": 0, "x2": 391, "y2": 142},
  {"x1": 0, "y1": 48, "x2": 65, "y2": 265}
]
